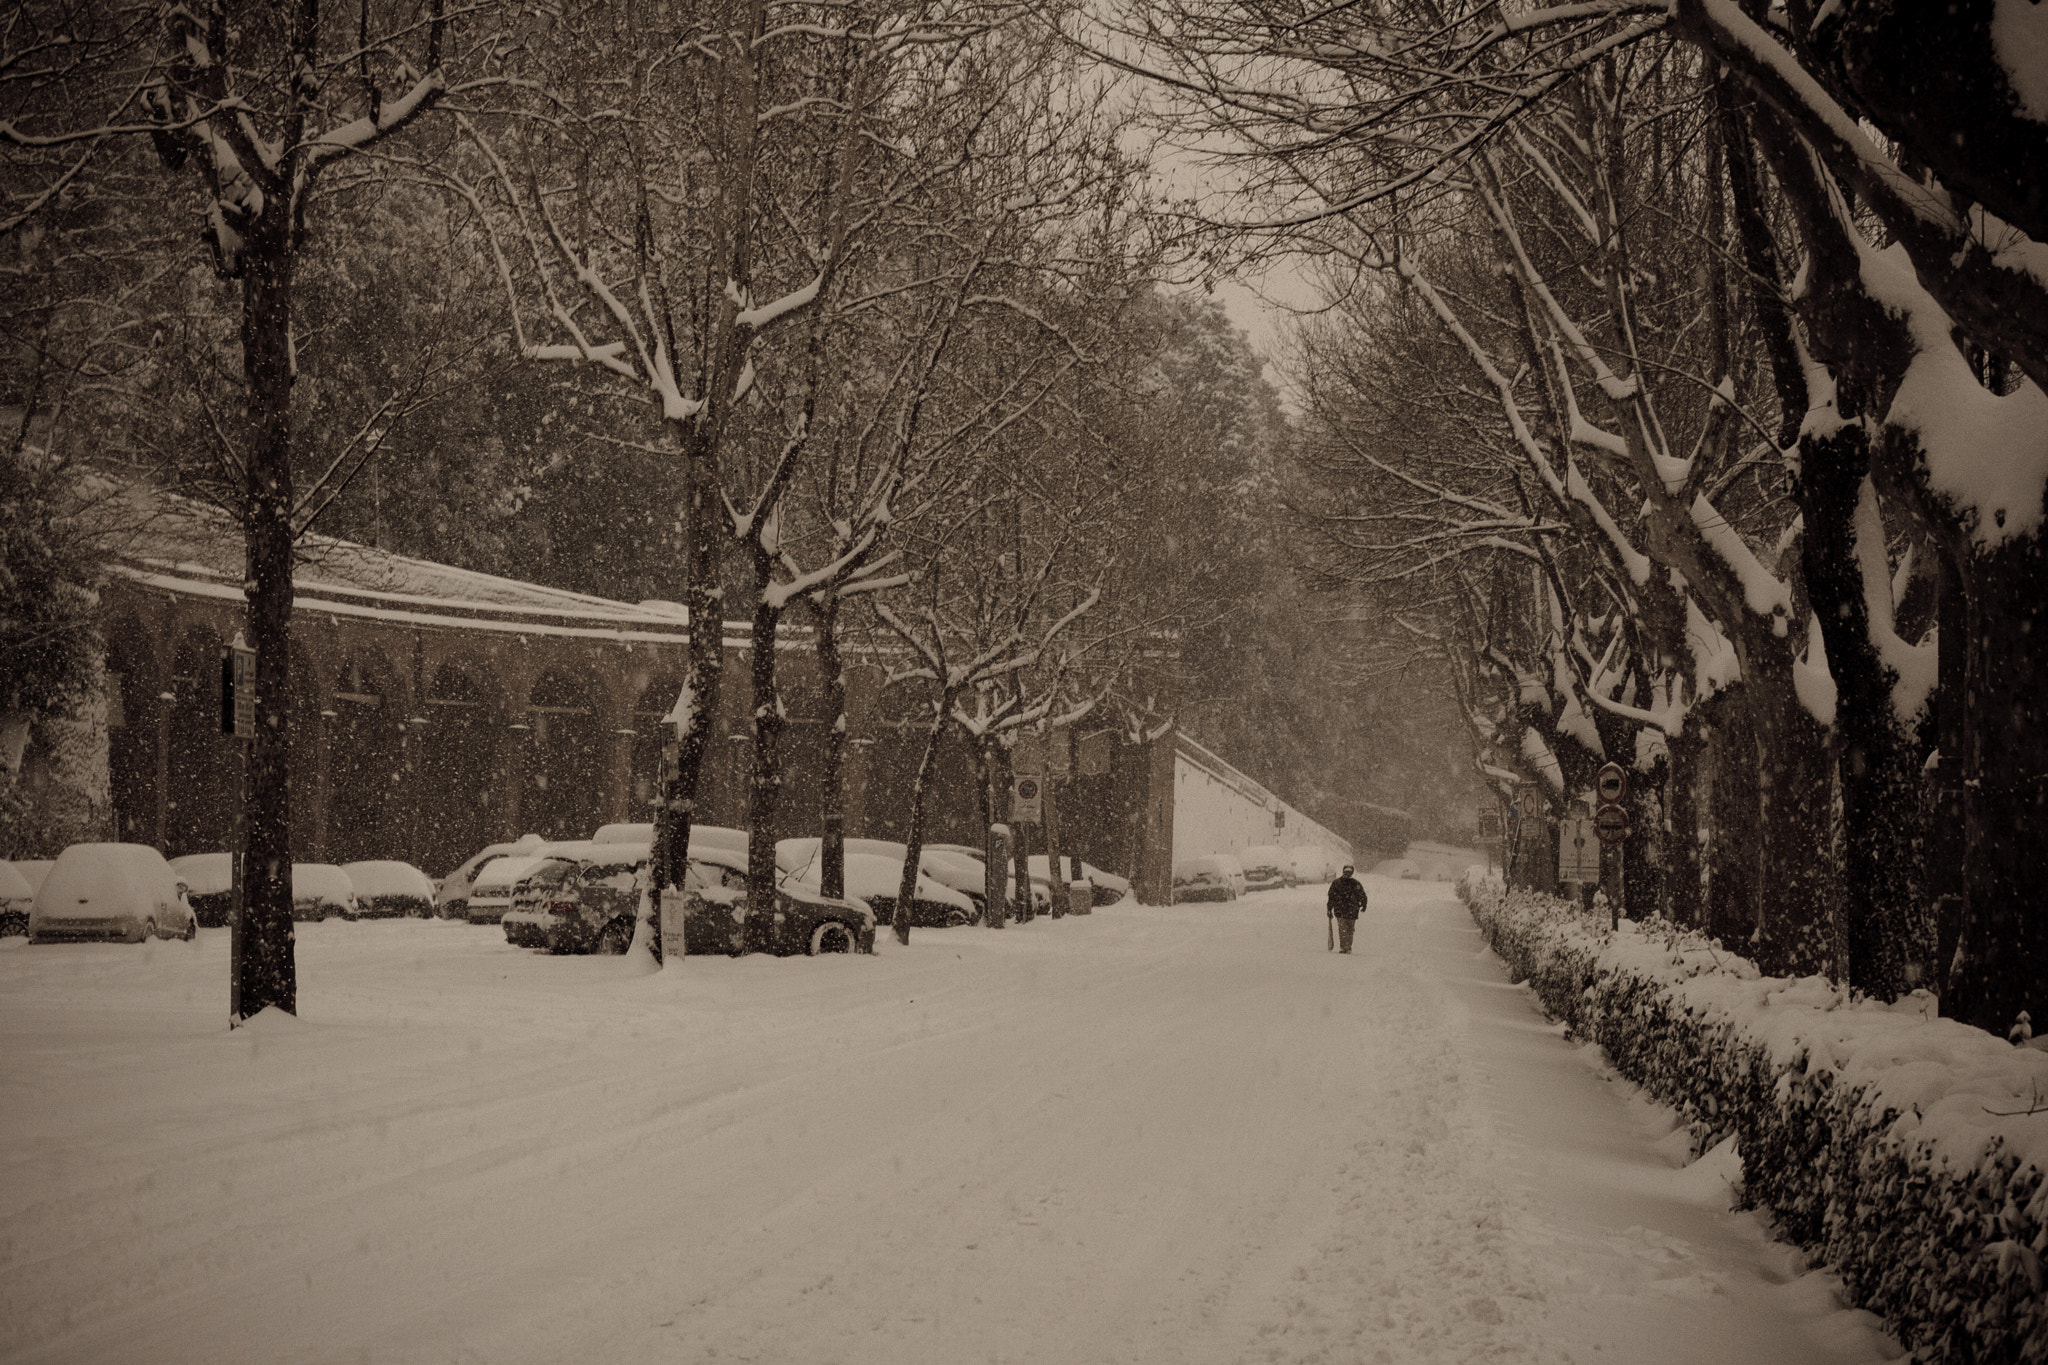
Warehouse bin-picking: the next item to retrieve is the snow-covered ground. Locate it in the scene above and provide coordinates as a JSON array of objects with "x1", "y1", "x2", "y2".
[{"x1": 1, "y1": 877, "x2": 1902, "y2": 1364}]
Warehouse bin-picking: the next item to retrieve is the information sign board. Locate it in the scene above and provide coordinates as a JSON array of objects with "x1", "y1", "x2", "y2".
[
  {"x1": 1010, "y1": 775, "x2": 1042, "y2": 823},
  {"x1": 220, "y1": 635, "x2": 255, "y2": 740}
]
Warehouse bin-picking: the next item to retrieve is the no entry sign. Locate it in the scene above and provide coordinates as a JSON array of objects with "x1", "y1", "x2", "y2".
[
  {"x1": 1595, "y1": 803, "x2": 1630, "y2": 846},
  {"x1": 1595, "y1": 762, "x2": 1629, "y2": 806},
  {"x1": 1010, "y1": 775, "x2": 1042, "y2": 823}
]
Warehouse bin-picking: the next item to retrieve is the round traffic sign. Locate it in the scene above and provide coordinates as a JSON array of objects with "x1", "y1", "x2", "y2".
[
  {"x1": 1016, "y1": 777, "x2": 1039, "y2": 801},
  {"x1": 1595, "y1": 762, "x2": 1629, "y2": 805},
  {"x1": 1594, "y1": 802, "x2": 1629, "y2": 846}
]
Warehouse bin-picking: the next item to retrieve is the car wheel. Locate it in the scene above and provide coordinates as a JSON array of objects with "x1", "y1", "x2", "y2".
[
  {"x1": 180, "y1": 916, "x2": 196, "y2": 941},
  {"x1": 595, "y1": 918, "x2": 631, "y2": 955},
  {"x1": 809, "y1": 921, "x2": 853, "y2": 955},
  {"x1": 141, "y1": 918, "x2": 157, "y2": 943},
  {"x1": 945, "y1": 909, "x2": 969, "y2": 928}
]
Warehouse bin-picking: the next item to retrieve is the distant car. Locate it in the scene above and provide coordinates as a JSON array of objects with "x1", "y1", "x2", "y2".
[
  {"x1": 1, "y1": 861, "x2": 35, "y2": 936},
  {"x1": 1212, "y1": 852, "x2": 1249, "y2": 898},
  {"x1": 28, "y1": 843, "x2": 198, "y2": 943},
  {"x1": 292, "y1": 863, "x2": 358, "y2": 921},
  {"x1": 1290, "y1": 847, "x2": 1332, "y2": 884},
  {"x1": 169, "y1": 853, "x2": 235, "y2": 926},
  {"x1": 1371, "y1": 858, "x2": 1424, "y2": 881},
  {"x1": 341, "y1": 860, "x2": 437, "y2": 918},
  {"x1": 1239, "y1": 845, "x2": 1291, "y2": 893},
  {"x1": 1171, "y1": 855, "x2": 1238, "y2": 904}
]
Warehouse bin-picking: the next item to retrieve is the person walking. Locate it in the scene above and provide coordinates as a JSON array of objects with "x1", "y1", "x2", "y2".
[{"x1": 1327, "y1": 865, "x2": 1367, "y2": 953}]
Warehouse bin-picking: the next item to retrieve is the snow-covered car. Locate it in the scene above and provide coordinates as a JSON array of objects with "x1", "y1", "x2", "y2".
[
  {"x1": 500, "y1": 856, "x2": 587, "y2": 950},
  {"x1": 169, "y1": 852, "x2": 235, "y2": 926},
  {"x1": 292, "y1": 863, "x2": 358, "y2": 921},
  {"x1": 1026, "y1": 854, "x2": 1130, "y2": 907},
  {"x1": 1, "y1": 860, "x2": 36, "y2": 936},
  {"x1": 1171, "y1": 856, "x2": 1238, "y2": 904},
  {"x1": 1371, "y1": 857, "x2": 1424, "y2": 881},
  {"x1": 436, "y1": 835, "x2": 553, "y2": 920},
  {"x1": 1290, "y1": 847, "x2": 1332, "y2": 884},
  {"x1": 1212, "y1": 852, "x2": 1248, "y2": 898},
  {"x1": 776, "y1": 840, "x2": 978, "y2": 928},
  {"x1": 465, "y1": 854, "x2": 544, "y2": 926},
  {"x1": 924, "y1": 841, "x2": 1053, "y2": 914},
  {"x1": 28, "y1": 843, "x2": 198, "y2": 943},
  {"x1": 341, "y1": 860, "x2": 436, "y2": 918},
  {"x1": 697, "y1": 845, "x2": 875, "y2": 955},
  {"x1": 1238, "y1": 845, "x2": 1291, "y2": 893}
]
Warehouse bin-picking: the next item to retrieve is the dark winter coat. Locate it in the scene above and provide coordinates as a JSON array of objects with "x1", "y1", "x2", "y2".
[{"x1": 1327, "y1": 875, "x2": 1367, "y2": 920}]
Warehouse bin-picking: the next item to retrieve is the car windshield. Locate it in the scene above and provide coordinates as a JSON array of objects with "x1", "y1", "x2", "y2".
[{"x1": 523, "y1": 859, "x2": 579, "y2": 891}]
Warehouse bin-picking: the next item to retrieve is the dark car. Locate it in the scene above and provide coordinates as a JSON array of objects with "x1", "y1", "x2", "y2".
[
  {"x1": 500, "y1": 857, "x2": 587, "y2": 950},
  {"x1": 504, "y1": 844, "x2": 875, "y2": 957}
]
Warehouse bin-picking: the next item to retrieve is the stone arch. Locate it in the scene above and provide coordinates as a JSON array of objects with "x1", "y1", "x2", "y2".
[
  {"x1": 626, "y1": 665, "x2": 687, "y2": 815},
  {"x1": 521, "y1": 664, "x2": 607, "y2": 840},
  {"x1": 412, "y1": 654, "x2": 508, "y2": 875},
  {"x1": 324, "y1": 645, "x2": 407, "y2": 864},
  {"x1": 101, "y1": 609, "x2": 164, "y2": 848},
  {"x1": 163, "y1": 623, "x2": 236, "y2": 857}
]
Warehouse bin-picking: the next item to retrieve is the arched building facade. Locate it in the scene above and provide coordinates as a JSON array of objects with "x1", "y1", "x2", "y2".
[{"x1": 91, "y1": 500, "x2": 1351, "y2": 900}]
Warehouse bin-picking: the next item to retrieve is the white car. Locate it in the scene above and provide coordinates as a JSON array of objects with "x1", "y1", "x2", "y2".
[
  {"x1": 170, "y1": 852, "x2": 235, "y2": 926},
  {"x1": 28, "y1": 843, "x2": 198, "y2": 943},
  {"x1": 1239, "y1": 844, "x2": 1291, "y2": 892},
  {"x1": 1171, "y1": 855, "x2": 1239, "y2": 904},
  {"x1": 340, "y1": 860, "x2": 437, "y2": 918},
  {"x1": 292, "y1": 863, "x2": 359, "y2": 921}
]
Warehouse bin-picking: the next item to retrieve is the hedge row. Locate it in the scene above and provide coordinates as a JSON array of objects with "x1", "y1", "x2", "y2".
[{"x1": 1458, "y1": 872, "x2": 2048, "y2": 1363}]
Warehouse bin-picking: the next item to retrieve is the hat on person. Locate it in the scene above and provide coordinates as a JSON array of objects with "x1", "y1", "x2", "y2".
[{"x1": 1341, "y1": 864, "x2": 1354, "y2": 874}]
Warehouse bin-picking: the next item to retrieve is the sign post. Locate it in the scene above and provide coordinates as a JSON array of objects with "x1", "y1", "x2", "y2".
[
  {"x1": 1593, "y1": 763, "x2": 1630, "y2": 929},
  {"x1": 221, "y1": 633, "x2": 255, "y2": 1027},
  {"x1": 1557, "y1": 808, "x2": 1599, "y2": 897}
]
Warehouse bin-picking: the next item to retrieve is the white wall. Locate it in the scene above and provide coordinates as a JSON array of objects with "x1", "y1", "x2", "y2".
[{"x1": 1170, "y1": 736, "x2": 1351, "y2": 875}]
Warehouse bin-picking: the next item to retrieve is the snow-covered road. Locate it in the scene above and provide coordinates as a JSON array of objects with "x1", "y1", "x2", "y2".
[{"x1": 1, "y1": 876, "x2": 1901, "y2": 1364}]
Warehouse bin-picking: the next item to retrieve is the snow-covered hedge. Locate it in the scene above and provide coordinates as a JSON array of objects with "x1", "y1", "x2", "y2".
[{"x1": 1457, "y1": 868, "x2": 2048, "y2": 1364}]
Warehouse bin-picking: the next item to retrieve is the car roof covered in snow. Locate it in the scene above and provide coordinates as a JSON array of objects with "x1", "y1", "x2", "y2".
[
  {"x1": 33, "y1": 843, "x2": 183, "y2": 920},
  {"x1": 170, "y1": 853, "x2": 234, "y2": 896},
  {"x1": 340, "y1": 861, "x2": 435, "y2": 898}
]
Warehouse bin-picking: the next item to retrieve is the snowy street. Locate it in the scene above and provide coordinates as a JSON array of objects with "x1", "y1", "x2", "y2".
[{"x1": 1, "y1": 876, "x2": 1901, "y2": 1365}]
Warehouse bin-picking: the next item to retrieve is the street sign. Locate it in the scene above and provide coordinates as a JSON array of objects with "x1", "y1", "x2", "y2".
[
  {"x1": 1010, "y1": 774, "x2": 1042, "y2": 823},
  {"x1": 220, "y1": 634, "x2": 255, "y2": 740},
  {"x1": 1595, "y1": 803, "x2": 1630, "y2": 846},
  {"x1": 1558, "y1": 816, "x2": 1600, "y2": 883},
  {"x1": 1595, "y1": 762, "x2": 1629, "y2": 806}
]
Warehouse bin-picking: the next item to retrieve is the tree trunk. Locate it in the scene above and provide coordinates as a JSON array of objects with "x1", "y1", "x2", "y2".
[
  {"x1": 981, "y1": 739, "x2": 1007, "y2": 927},
  {"x1": 744, "y1": 568, "x2": 785, "y2": 942},
  {"x1": 1011, "y1": 808, "x2": 1033, "y2": 923},
  {"x1": 236, "y1": 206, "x2": 297, "y2": 1020},
  {"x1": 660, "y1": 418, "x2": 725, "y2": 923},
  {"x1": 814, "y1": 594, "x2": 847, "y2": 902},
  {"x1": 1799, "y1": 437, "x2": 1926, "y2": 999},
  {"x1": 894, "y1": 709, "x2": 946, "y2": 946},
  {"x1": 1743, "y1": 656, "x2": 1838, "y2": 978},
  {"x1": 1663, "y1": 725, "x2": 1706, "y2": 929},
  {"x1": 1944, "y1": 529, "x2": 2048, "y2": 1035}
]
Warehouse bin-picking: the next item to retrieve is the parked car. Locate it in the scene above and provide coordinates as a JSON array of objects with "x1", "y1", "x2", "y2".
[
  {"x1": 1212, "y1": 852, "x2": 1249, "y2": 898},
  {"x1": 12, "y1": 859, "x2": 54, "y2": 895},
  {"x1": 1, "y1": 860, "x2": 35, "y2": 936},
  {"x1": 465, "y1": 853, "x2": 545, "y2": 926},
  {"x1": 341, "y1": 860, "x2": 437, "y2": 918},
  {"x1": 716, "y1": 845, "x2": 875, "y2": 955},
  {"x1": 1239, "y1": 845, "x2": 1291, "y2": 893},
  {"x1": 1290, "y1": 847, "x2": 1332, "y2": 884},
  {"x1": 1371, "y1": 857, "x2": 1424, "y2": 881},
  {"x1": 29, "y1": 843, "x2": 198, "y2": 943},
  {"x1": 292, "y1": 863, "x2": 358, "y2": 921},
  {"x1": 589, "y1": 821, "x2": 747, "y2": 853},
  {"x1": 500, "y1": 855, "x2": 588, "y2": 950},
  {"x1": 436, "y1": 837, "x2": 542, "y2": 920},
  {"x1": 169, "y1": 852, "x2": 235, "y2": 926},
  {"x1": 1171, "y1": 855, "x2": 1239, "y2": 904},
  {"x1": 777, "y1": 842, "x2": 977, "y2": 928}
]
